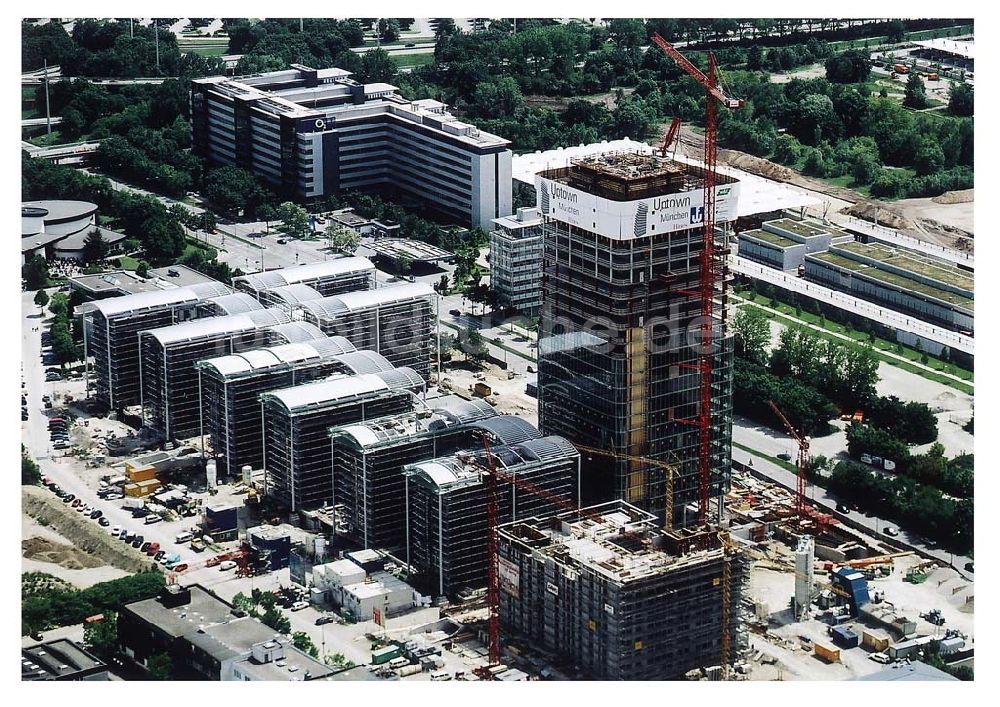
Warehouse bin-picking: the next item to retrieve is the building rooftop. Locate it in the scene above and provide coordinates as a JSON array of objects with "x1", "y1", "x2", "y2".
[
  {"x1": 147, "y1": 263, "x2": 226, "y2": 288},
  {"x1": 855, "y1": 661, "x2": 959, "y2": 682},
  {"x1": 125, "y1": 585, "x2": 237, "y2": 638},
  {"x1": 206, "y1": 292, "x2": 267, "y2": 315},
  {"x1": 300, "y1": 282, "x2": 433, "y2": 320},
  {"x1": 912, "y1": 38, "x2": 974, "y2": 59},
  {"x1": 767, "y1": 217, "x2": 831, "y2": 238},
  {"x1": 329, "y1": 395, "x2": 497, "y2": 449},
  {"x1": 197, "y1": 336, "x2": 354, "y2": 379},
  {"x1": 70, "y1": 270, "x2": 163, "y2": 297},
  {"x1": 22, "y1": 639, "x2": 106, "y2": 681},
  {"x1": 266, "y1": 321, "x2": 329, "y2": 344},
  {"x1": 366, "y1": 239, "x2": 454, "y2": 263},
  {"x1": 53, "y1": 225, "x2": 127, "y2": 252},
  {"x1": 143, "y1": 308, "x2": 290, "y2": 346},
  {"x1": 834, "y1": 242, "x2": 974, "y2": 291},
  {"x1": 22, "y1": 199, "x2": 97, "y2": 225},
  {"x1": 233, "y1": 256, "x2": 375, "y2": 293},
  {"x1": 739, "y1": 229, "x2": 799, "y2": 249},
  {"x1": 262, "y1": 368, "x2": 421, "y2": 413},
  {"x1": 493, "y1": 207, "x2": 544, "y2": 232}
]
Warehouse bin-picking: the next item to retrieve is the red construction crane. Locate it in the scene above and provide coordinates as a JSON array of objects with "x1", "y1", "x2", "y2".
[
  {"x1": 766, "y1": 400, "x2": 809, "y2": 520},
  {"x1": 651, "y1": 34, "x2": 744, "y2": 524},
  {"x1": 660, "y1": 116, "x2": 682, "y2": 158}
]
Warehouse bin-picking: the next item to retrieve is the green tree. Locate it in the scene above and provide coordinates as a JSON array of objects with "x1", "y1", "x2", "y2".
[
  {"x1": 825, "y1": 50, "x2": 870, "y2": 83},
  {"x1": 746, "y1": 44, "x2": 764, "y2": 71},
  {"x1": 772, "y1": 134, "x2": 801, "y2": 165},
  {"x1": 147, "y1": 652, "x2": 172, "y2": 680},
  {"x1": 903, "y1": 73, "x2": 928, "y2": 109},
  {"x1": 460, "y1": 326, "x2": 488, "y2": 365},
  {"x1": 886, "y1": 20, "x2": 906, "y2": 43},
  {"x1": 203, "y1": 166, "x2": 265, "y2": 216},
  {"x1": 276, "y1": 202, "x2": 312, "y2": 240},
  {"x1": 136, "y1": 260, "x2": 150, "y2": 278},
  {"x1": 948, "y1": 83, "x2": 973, "y2": 117},
  {"x1": 33, "y1": 289, "x2": 50, "y2": 308},
  {"x1": 22, "y1": 446, "x2": 41, "y2": 486},
  {"x1": 292, "y1": 631, "x2": 319, "y2": 658},
  {"x1": 912, "y1": 137, "x2": 945, "y2": 176},
  {"x1": 261, "y1": 607, "x2": 291, "y2": 634},
  {"x1": 435, "y1": 274, "x2": 450, "y2": 294},
  {"x1": 199, "y1": 211, "x2": 217, "y2": 233},
  {"x1": 82, "y1": 228, "x2": 108, "y2": 262},
  {"x1": 323, "y1": 224, "x2": 361, "y2": 254},
  {"x1": 83, "y1": 611, "x2": 118, "y2": 658},
  {"x1": 50, "y1": 320, "x2": 78, "y2": 364},
  {"x1": 22, "y1": 255, "x2": 50, "y2": 290},
  {"x1": 357, "y1": 47, "x2": 397, "y2": 83},
  {"x1": 377, "y1": 18, "x2": 400, "y2": 43},
  {"x1": 732, "y1": 306, "x2": 771, "y2": 365}
]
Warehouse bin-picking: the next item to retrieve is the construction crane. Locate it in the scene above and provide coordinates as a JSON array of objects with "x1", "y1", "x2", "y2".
[
  {"x1": 660, "y1": 116, "x2": 682, "y2": 159},
  {"x1": 766, "y1": 399, "x2": 808, "y2": 520},
  {"x1": 651, "y1": 34, "x2": 744, "y2": 525},
  {"x1": 718, "y1": 530, "x2": 734, "y2": 680},
  {"x1": 573, "y1": 444, "x2": 677, "y2": 528}
]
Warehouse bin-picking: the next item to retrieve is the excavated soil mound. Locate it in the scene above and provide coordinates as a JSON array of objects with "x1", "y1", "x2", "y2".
[
  {"x1": 718, "y1": 149, "x2": 796, "y2": 182},
  {"x1": 842, "y1": 200, "x2": 913, "y2": 230},
  {"x1": 932, "y1": 189, "x2": 974, "y2": 205},
  {"x1": 22, "y1": 536, "x2": 105, "y2": 570}
]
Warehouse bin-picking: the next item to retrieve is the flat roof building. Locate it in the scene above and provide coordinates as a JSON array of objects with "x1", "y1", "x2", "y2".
[
  {"x1": 197, "y1": 333, "x2": 358, "y2": 474},
  {"x1": 233, "y1": 257, "x2": 376, "y2": 304},
  {"x1": 21, "y1": 639, "x2": 108, "y2": 681},
  {"x1": 737, "y1": 217, "x2": 854, "y2": 272},
  {"x1": 139, "y1": 308, "x2": 292, "y2": 440},
  {"x1": 491, "y1": 206, "x2": 545, "y2": 316},
  {"x1": 403, "y1": 433, "x2": 580, "y2": 597},
  {"x1": 192, "y1": 66, "x2": 512, "y2": 228},
  {"x1": 536, "y1": 151, "x2": 740, "y2": 521},
  {"x1": 328, "y1": 395, "x2": 498, "y2": 550},
  {"x1": 84, "y1": 281, "x2": 232, "y2": 411},
  {"x1": 260, "y1": 370, "x2": 425, "y2": 511},
  {"x1": 498, "y1": 501, "x2": 749, "y2": 680},
  {"x1": 300, "y1": 282, "x2": 436, "y2": 377}
]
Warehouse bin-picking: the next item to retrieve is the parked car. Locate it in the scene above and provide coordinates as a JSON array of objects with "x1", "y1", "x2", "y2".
[
  {"x1": 105, "y1": 493, "x2": 123, "y2": 500},
  {"x1": 965, "y1": 562, "x2": 974, "y2": 573},
  {"x1": 836, "y1": 503, "x2": 851, "y2": 514},
  {"x1": 110, "y1": 526, "x2": 121, "y2": 536},
  {"x1": 144, "y1": 515, "x2": 162, "y2": 525},
  {"x1": 883, "y1": 526, "x2": 899, "y2": 537},
  {"x1": 62, "y1": 494, "x2": 75, "y2": 504},
  {"x1": 71, "y1": 498, "x2": 81, "y2": 508},
  {"x1": 90, "y1": 510, "x2": 103, "y2": 519},
  {"x1": 131, "y1": 539, "x2": 143, "y2": 549},
  {"x1": 291, "y1": 601, "x2": 309, "y2": 612},
  {"x1": 869, "y1": 652, "x2": 892, "y2": 664},
  {"x1": 449, "y1": 309, "x2": 461, "y2": 316},
  {"x1": 146, "y1": 543, "x2": 161, "y2": 556},
  {"x1": 154, "y1": 551, "x2": 166, "y2": 562},
  {"x1": 276, "y1": 238, "x2": 288, "y2": 244},
  {"x1": 777, "y1": 452, "x2": 792, "y2": 461},
  {"x1": 219, "y1": 560, "x2": 237, "y2": 571},
  {"x1": 315, "y1": 615, "x2": 336, "y2": 626},
  {"x1": 98, "y1": 517, "x2": 110, "y2": 527},
  {"x1": 45, "y1": 371, "x2": 63, "y2": 381},
  {"x1": 140, "y1": 542, "x2": 151, "y2": 552}
]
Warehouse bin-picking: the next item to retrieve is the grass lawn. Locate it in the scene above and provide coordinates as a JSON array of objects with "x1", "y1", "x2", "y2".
[
  {"x1": 26, "y1": 130, "x2": 69, "y2": 147},
  {"x1": 114, "y1": 256, "x2": 140, "y2": 271},
  {"x1": 732, "y1": 441, "x2": 799, "y2": 474},
  {"x1": 394, "y1": 53, "x2": 435, "y2": 69},
  {"x1": 735, "y1": 294, "x2": 974, "y2": 393},
  {"x1": 185, "y1": 45, "x2": 229, "y2": 57}
]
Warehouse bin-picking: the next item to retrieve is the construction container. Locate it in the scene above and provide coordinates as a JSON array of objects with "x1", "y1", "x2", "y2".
[
  {"x1": 204, "y1": 503, "x2": 239, "y2": 534},
  {"x1": 814, "y1": 643, "x2": 841, "y2": 663},
  {"x1": 831, "y1": 626, "x2": 860, "y2": 649},
  {"x1": 372, "y1": 645, "x2": 402, "y2": 665},
  {"x1": 473, "y1": 382, "x2": 492, "y2": 398},
  {"x1": 397, "y1": 663, "x2": 421, "y2": 677},
  {"x1": 249, "y1": 526, "x2": 291, "y2": 569},
  {"x1": 126, "y1": 464, "x2": 157, "y2": 483},
  {"x1": 123, "y1": 478, "x2": 162, "y2": 497},
  {"x1": 939, "y1": 637, "x2": 965, "y2": 655},
  {"x1": 862, "y1": 629, "x2": 891, "y2": 652}
]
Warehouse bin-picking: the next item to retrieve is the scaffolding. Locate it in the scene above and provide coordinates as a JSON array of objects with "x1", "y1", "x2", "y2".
[
  {"x1": 260, "y1": 369, "x2": 425, "y2": 512},
  {"x1": 139, "y1": 308, "x2": 291, "y2": 441},
  {"x1": 328, "y1": 396, "x2": 497, "y2": 551},
  {"x1": 196, "y1": 335, "x2": 358, "y2": 475},
  {"x1": 537, "y1": 155, "x2": 735, "y2": 525},
  {"x1": 84, "y1": 282, "x2": 230, "y2": 411},
  {"x1": 497, "y1": 500, "x2": 750, "y2": 680},
  {"x1": 403, "y1": 435, "x2": 580, "y2": 598},
  {"x1": 299, "y1": 282, "x2": 435, "y2": 378},
  {"x1": 233, "y1": 257, "x2": 376, "y2": 303}
]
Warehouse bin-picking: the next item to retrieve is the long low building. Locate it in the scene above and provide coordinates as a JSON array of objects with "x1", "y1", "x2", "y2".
[
  {"x1": 192, "y1": 65, "x2": 512, "y2": 228},
  {"x1": 233, "y1": 257, "x2": 376, "y2": 304},
  {"x1": 737, "y1": 217, "x2": 854, "y2": 272}
]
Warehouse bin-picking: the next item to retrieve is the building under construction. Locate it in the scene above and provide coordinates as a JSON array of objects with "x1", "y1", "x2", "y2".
[
  {"x1": 403, "y1": 433, "x2": 580, "y2": 598},
  {"x1": 196, "y1": 332, "x2": 364, "y2": 474},
  {"x1": 260, "y1": 370, "x2": 425, "y2": 511},
  {"x1": 536, "y1": 151, "x2": 740, "y2": 524},
  {"x1": 139, "y1": 308, "x2": 292, "y2": 440},
  {"x1": 497, "y1": 500, "x2": 749, "y2": 680},
  {"x1": 232, "y1": 257, "x2": 376, "y2": 304},
  {"x1": 83, "y1": 282, "x2": 231, "y2": 411},
  {"x1": 300, "y1": 282, "x2": 435, "y2": 377},
  {"x1": 328, "y1": 396, "x2": 498, "y2": 551}
]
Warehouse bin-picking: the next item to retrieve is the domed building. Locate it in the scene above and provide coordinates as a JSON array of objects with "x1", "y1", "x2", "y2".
[{"x1": 21, "y1": 200, "x2": 125, "y2": 263}]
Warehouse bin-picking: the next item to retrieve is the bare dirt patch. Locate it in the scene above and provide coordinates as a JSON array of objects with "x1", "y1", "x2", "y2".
[
  {"x1": 22, "y1": 537, "x2": 104, "y2": 570},
  {"x1": 932, "y1": 189, "x2": 974, "y2": 205}
]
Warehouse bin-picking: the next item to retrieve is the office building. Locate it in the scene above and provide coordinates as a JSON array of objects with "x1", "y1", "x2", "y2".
[
  {"x1": 191, "y1": 65, "x2": 512, "y2": 228},
  {"x1": 21, "y1": 639, "x2": 108, "y2": 681},
  {"x1": 260, "y1": 370, "x2": 425, "y2": 511},
  {"x1": 84, "y1": 282, "x2": 232, "y2": 411},
  {"x1": 536, "y1": 151, "x2": 740, "y2": 523},
  {"x1": 196, "y1": 332, "x2": 358, "y2": 474},
  {"x1": 300, "y1": 282, "x2": 435, "y2": 377},
  {"x1": 497, "y1": 501, "x2": 749, "y2": 680},
  {"x1": 491, "y1": 206, "x2": 545, "y2": 316},
  {"x1": 403, "y1": 433, "x2": 580, "y2": 598},
  {"x1": 233, "y1": 257, "x2": 376, "y2": 304},
  {"x1": 328, "y1": 395, "x2": 497, "y2": 550},
  {"x1": 139, "y1": 309, "x2": 291, "y2": 440},
  {"x1": 736, "y1": 217, "x2": 853, "y2": 272}
]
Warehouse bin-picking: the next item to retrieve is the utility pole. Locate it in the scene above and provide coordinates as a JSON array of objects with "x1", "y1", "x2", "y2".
[
  {"x1": 130, "y1": 18, "x2": 133, "y2": 38},
  {"x1": 43, "y1": 58, "x2": 51, "y2": 137},
  {"x1": 300, "y1": 18, "x2": 304, "y2": 32},
  {"x1": 154, "y1": 21, "x2": 160, "y2": 73},
  {"x1": 436, "y1": 295, "x2": 442, "y2": 385}
]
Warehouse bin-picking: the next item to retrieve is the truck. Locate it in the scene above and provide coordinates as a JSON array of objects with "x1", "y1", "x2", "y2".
[
  {"x1": 893, "y1": 63, "x2": 910, "y2": 74},
  {"x1": 372, "y1": 645, "x2": 402, "y2": 665},
  {"x1": 814, "y1": 643, "x2": 841, "y2": 663}
]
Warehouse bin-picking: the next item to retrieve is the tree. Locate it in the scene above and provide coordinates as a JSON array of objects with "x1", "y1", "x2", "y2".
[
  {"x1": 50, "y1": 320, "x2": 78, "y2": 365},
  {"x1": 357, "y1": 48, "x2": 397, "y2": 84},
  {"x1": 203, "y1": 166, "x2": 265, "y2": 216},
  {"x1": 33, "y1": 290, "x2": 50, "y2": 308},
  {"x1": 22, "y1": 255, "x2": 50, "y2": 290},
  {"x1": 136, "y1": 260, "x2": 150, "y2": 278},
  {"x1": 912, "y1": 136, "x2": 945, "y2": 176},
  {"x1": 732, "y1": 306, "x2": 771, "y2": 365},
  {"x1": 825, "y1": 50, "x2": 870, "y2": 83},
  {"x1": 886, "y1": 20, "x2": 906, "y2": 44},
  {"x1": 292, "y1": 631, "x2": 319, "y2": 658},
  {"x1": 396, "y1": 255, "x2": 413, "y2": 274},
  {"x1": 948, "y1": 83, "x2": 973, "y2": 117},
  {"x1": 377, "y1": 18, "x2": 400, "y2": 43},
  {"x1": 82, "y1": 228, "x2": 108, "y2": 262},
  {"x1": 261, "y1": 607, "x2": 291, "y2": 634},
  {"x1": 433, "y1": 18, "x2": 457, "y2": 40},
  {"x1": 276, "y1": 202, "x2": 312, "y2": 240},
  {"x1": 22, "y1": 446, "x2": 41, "y2": 486},
  {"x1": 146, "y1": 652, "x2": 172, "y2": 680},
  {"x1": 459, "y1": 326, "x2": 489, "y2": 365},
  {"x1": 435, "y1": 274, "x2": 450, "y2": 294},
  {"x1": 772, "y1": 134, "x2": 801, "y2": 165},
  {"x1": 903, "y1": 73, "x2": 929, "y2": 110},
  {"x1": 746, "y1": 44, "x2": 764, "y2": 71},
  {"x1": 198, "y1": 211, "x2": 217, "y2": 233},
  {"x1": 83, "y1": 611, "x2": 118, "y2": 658},
  {"x1": 323, "y1": 224, "x2": 361, "y2": 254}
]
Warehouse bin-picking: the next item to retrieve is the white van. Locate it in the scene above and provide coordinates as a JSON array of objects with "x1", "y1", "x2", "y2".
[
  {"x1": 175, "y1": 531, "x2": 194, "y2": 543},
  {"x1": 388, "y1": 657, "x2": 410, "y2": 670},
  {"x1": 430, "y1": 670, "x2": 452, "y2": 681}
]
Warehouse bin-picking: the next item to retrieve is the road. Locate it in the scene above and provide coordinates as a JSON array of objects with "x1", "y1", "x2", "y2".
[{"x1": 731, "y1": 444, "x2": 973, "y2": 579}]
